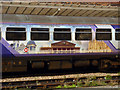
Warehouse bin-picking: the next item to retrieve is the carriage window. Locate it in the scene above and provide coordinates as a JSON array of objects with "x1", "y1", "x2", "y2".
[
  {"x1": 96, "y1": 29, "x2": 112, "y2": 40},
  {"x1": 31, "y1": 28, "x2": 49, "y2": 40},
  {"x1": 54, "y1": 28, "x2": 71, "y2": 40},
  {"x1": 75, "y1": 28, "x2": 92, "y2": 40},
  {"x1": 6, "y1": 27, "x2": 26, "y2": 40},
  {"x1": 115, "y1": 29, "x2": 120, "y2": 40}
]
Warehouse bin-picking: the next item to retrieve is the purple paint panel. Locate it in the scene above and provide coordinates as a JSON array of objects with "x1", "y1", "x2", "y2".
[
  {"x1": 104, "y1": 41, "x2": 117, "y2": 52},
  {"x1": 112, "y1": 25, "x2": 120, "y2": 29},
  {"x1": 0, "y1": 38, "x2": 19, "y2": 56},
  {"x1": 90, "y1": 25, "x2": 97, "y2": 32}
]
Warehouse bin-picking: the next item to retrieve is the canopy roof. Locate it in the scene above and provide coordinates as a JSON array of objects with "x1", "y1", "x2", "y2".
[{"x1": 1, "y1": 2, "x2": 119, "y2": 17}]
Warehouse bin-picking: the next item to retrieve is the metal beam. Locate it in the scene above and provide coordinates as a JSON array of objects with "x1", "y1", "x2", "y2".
[{"x1": 1, "y1": 14, "x2": 119, "y2": 25}]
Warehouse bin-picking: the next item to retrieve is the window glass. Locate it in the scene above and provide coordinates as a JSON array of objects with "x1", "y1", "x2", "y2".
[
  {"x1": 7, "y1": 28, "x2": 25, "y2": 31},
  {"x1": 6, "y1": 27, "x2": 26, "y2": 40},
  {"x1": 75, "y1": 28, "x2": 92, "y2": 40},
  {"x1": 54, "y1": 28, "x2": 71, "y2": 40},
  {"x1": 54, "y1": 28, "x2": 70, "y2": 32},
  {"x1": 96, "y1": 28, "x2": 112, "y2": 40},
  {"x1": 31, "y1": 28, "x2": 49, "y2": 40},
  {"x1": 115, "y1": 28, "x2": 120, "y2": 40}
]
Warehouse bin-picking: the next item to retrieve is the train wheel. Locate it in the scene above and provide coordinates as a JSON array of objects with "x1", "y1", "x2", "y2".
[{"x1": 99, "y1": 59, "x2": 111, "y2": 71}]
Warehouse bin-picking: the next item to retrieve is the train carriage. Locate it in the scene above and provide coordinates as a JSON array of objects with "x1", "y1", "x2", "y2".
[{"x1": 0, "y1": 2, "x2": 120, "y2": 72}]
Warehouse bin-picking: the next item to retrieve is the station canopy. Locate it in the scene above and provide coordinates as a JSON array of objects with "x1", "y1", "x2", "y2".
[{"x1": 0, "y1": 2, "x2": 119, "y2": 17}]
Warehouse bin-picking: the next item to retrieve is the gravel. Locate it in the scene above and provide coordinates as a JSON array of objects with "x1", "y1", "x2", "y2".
[{"x1": 1, "y1": 73, "x2": 119, "y2": 83}]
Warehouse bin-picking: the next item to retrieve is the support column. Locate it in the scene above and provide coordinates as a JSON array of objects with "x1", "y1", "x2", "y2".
[
  {"x1": 112, "y1": 28, "x2": 115, "y2": 41},
  {"x1": 71, "y1": 27, "x2": 75, "y2": 41},
  {"x1": 27, "y1": 25, "x2": 31, "y2": 41},
  {"x1": 1, "y1": 25, "x2": 6, "y2": 40},
  {"x1": 92, "y1": 30, "x2": 96, "y2": 41},
  {"x1": 50, "y1": 27, "x2": 54, "y2": 41}
]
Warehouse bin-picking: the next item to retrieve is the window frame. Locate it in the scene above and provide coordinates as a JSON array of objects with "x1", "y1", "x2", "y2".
[
  {"x1": 6, "y1": 27, "x2": 26, "y2": 41},
  {"x1": 75, "y1": 28, "x2": 92, "y2": 41},
  {"x1": 31, "y1": 28, "x2": 50, "y2": 41},
  {"x1": 96, "y1": 28, "x2": 112, "y2": 40},
  {"x1": 53, "y1": 28, "x2": 71, "y2": 41}
]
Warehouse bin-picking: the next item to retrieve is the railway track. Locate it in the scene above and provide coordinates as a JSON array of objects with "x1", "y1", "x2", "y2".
[
  {"x1": 3, "y1": 67, "x2": 120, "y2": 79},
  {"x1": 1, "y1": 73, "x2": 120, "y2": 89}
]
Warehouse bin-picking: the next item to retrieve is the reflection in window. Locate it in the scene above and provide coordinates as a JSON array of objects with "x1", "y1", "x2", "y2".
[
  {"x1": 115, "y1": 29, "x2": 120, "y2": 40},
  {"x1": 31, "y1": 28, "x2": 49, "y2": 40},
  {"x1": 75, "y1": 28, "x2": 92, "y2": 40},
  {"x1": 96, "y1": 29, "x2": 112, "y2": 40},
  {"x1": 54, "y1": 28, "x2": 71, "y2": 40},
  {"x1": 6, "y1": 27, "x2": 26, "y2": 40}
]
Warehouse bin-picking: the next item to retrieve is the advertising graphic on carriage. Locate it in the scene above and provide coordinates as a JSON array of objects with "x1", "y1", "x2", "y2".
[{"x1": 0, "y1": 25, "x2": 119, "y2": 56}]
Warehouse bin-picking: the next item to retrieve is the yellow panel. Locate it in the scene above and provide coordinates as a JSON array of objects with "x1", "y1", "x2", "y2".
[
  {"x1": 15, "y1": 7, "x2": 26, "y2": 14},
  {"x1": 7, "y1": 6, "x2": 17, "y2": 14},
  {"x1": 23, "y1": 7, "x2": 34, "y2": 14},
  {"x1": 31, "y1": 8, "x2": 43, "y2": 15}
]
